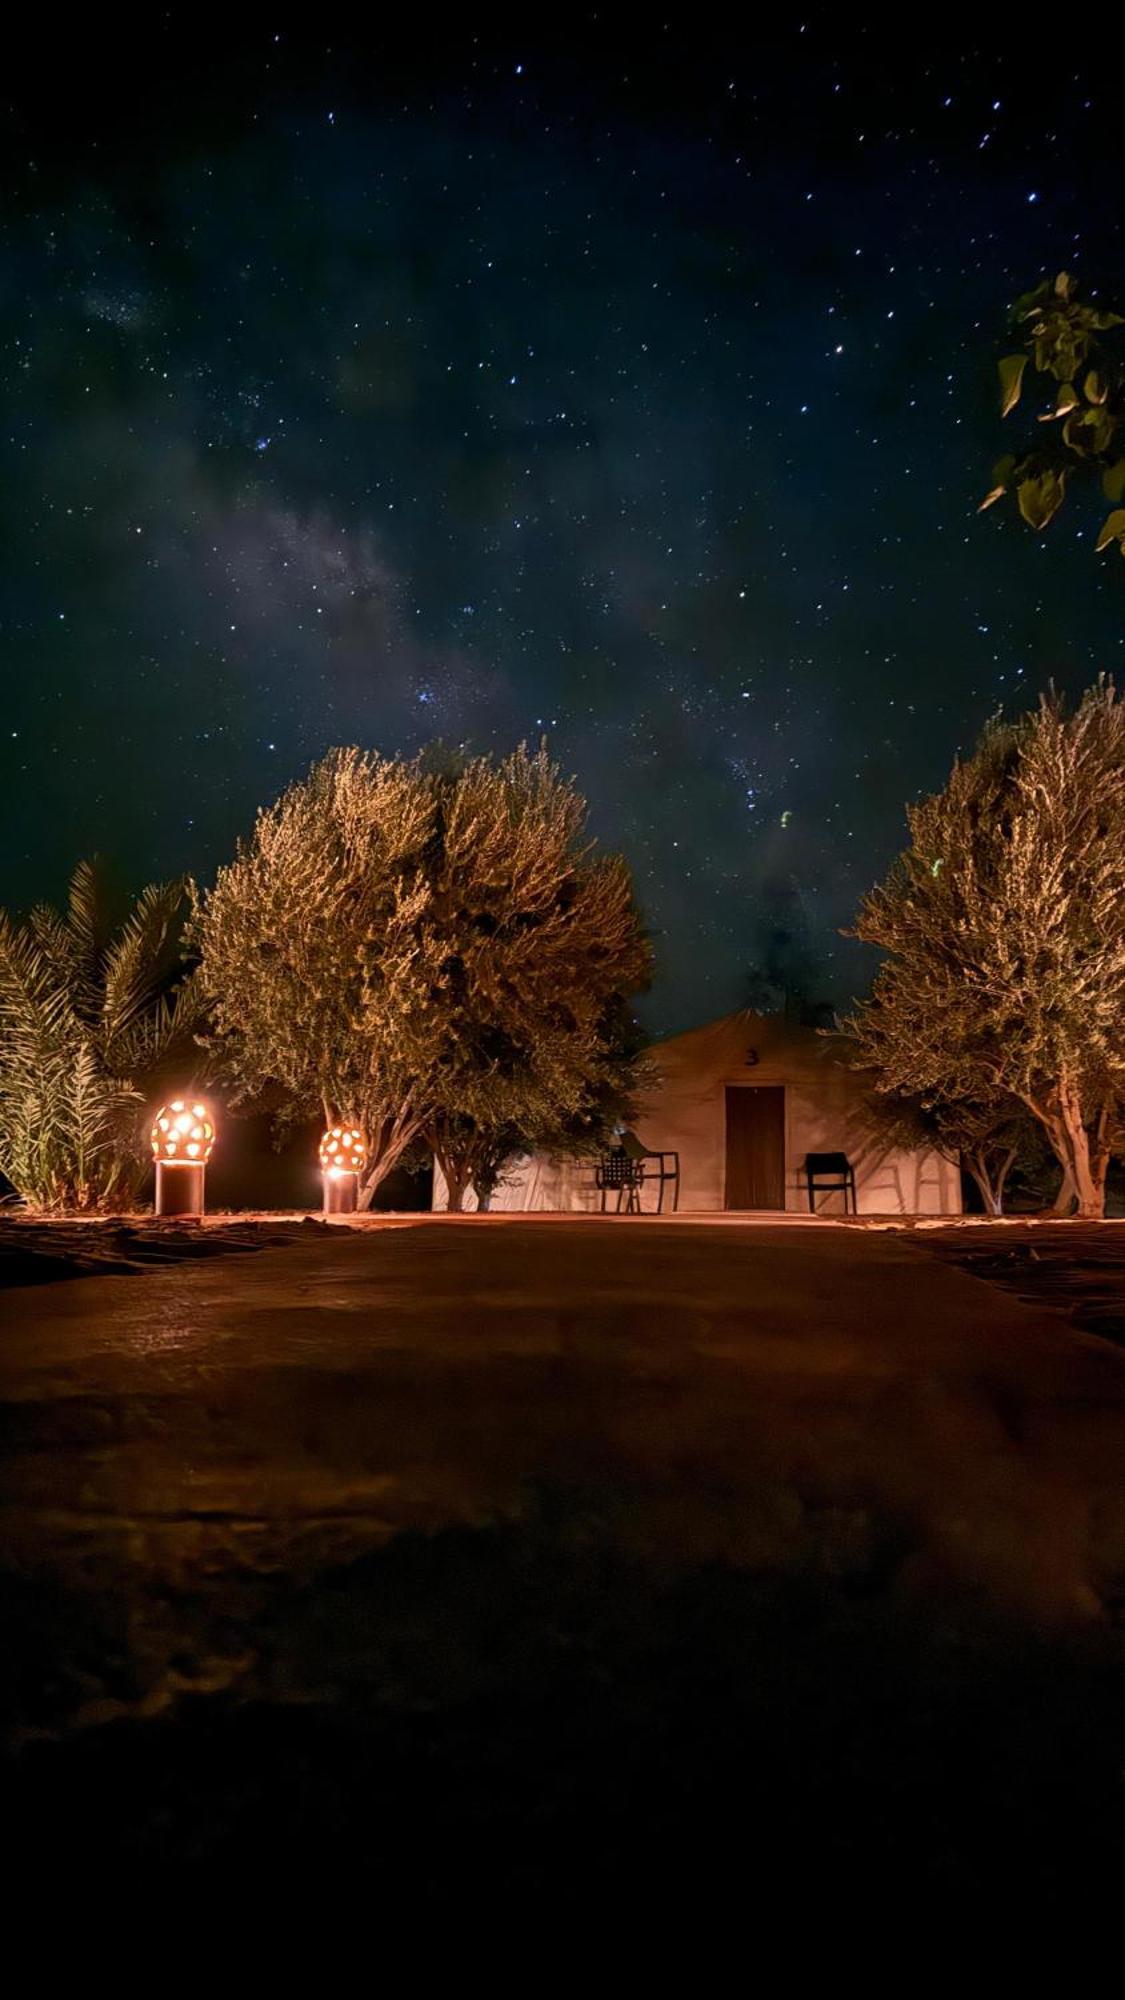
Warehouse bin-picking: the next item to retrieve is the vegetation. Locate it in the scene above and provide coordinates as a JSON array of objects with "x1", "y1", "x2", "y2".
[
  {"x1": 980, "y1": 271, "x2": 1125, "y2": 553},
  {"x1": 840, "y1": 681, "x2": 1125, "y2": 1217},
  {"x1": 191, "y1": 743, "x2": 652, "y2": 1208},
  {"x1": 0, "y1": 860, "x2": 199, "y2": 1211},
  {"x1": 865, "y1": 1087, "x2": 1043, "y2": 1217}
]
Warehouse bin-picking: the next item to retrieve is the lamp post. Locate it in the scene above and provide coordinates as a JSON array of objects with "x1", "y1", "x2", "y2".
[
  {"x1": 319, "y1": 1124, "x2": 366, "y2": 1215},
  {"x1": 151, "y1": 1099, "x2": 215, "y2": 1217}
]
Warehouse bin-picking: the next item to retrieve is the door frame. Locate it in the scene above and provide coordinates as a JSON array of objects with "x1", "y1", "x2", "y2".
[{"x1": 723, "y1": 1083, "x2": 788, "y2": 1211}]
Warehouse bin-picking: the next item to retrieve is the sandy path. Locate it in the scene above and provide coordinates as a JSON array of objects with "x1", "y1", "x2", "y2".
[
  {"x1": 3, "y1": 1216, "x2": 1124, "y2": 1905},
  {"x1": 3, "y1": 1217, "x2": 1124, "y2": 1630}
]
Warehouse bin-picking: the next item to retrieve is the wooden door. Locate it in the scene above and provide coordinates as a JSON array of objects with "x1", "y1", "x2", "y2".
[{"x1": 724, "y1": 1086, "x2": 786, "y2": 1210}]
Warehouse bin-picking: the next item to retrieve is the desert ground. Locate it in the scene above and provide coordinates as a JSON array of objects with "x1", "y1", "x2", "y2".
[{"x1": 2, "y1": 1211, "x2": 1124, "y2": 1917}]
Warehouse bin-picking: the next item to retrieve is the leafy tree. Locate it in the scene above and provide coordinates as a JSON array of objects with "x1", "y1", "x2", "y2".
[
  {"x1": 0, "y1": 860, "x2": 199, "y2": 1210},
  {"x1": 428, "y1": 1114, "x2": 526, "y2": 1213},
  {"x1": 431, "y1": 992, "x2": 654, "y2": 1210},
  {"x1": 839, "y1": 682, "x2": 1125, "y2": 1217},
  {"x1": 979, "y1": 271, "x2": 1125, "y2": 553},
  {"x1": 192, "y1": 743, "x2": 652, "y2": 1208},
  {"x1": 864, "y1": 1086, "x2": 1041, "y2": 1218},
  {"x1": 191, "y1": 749, "x2": 435, "y2": 1197}
]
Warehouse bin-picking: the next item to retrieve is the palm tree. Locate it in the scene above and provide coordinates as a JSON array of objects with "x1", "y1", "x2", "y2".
[{"x1": 0, "y1": 859, "x2": 201, "y2": 1211}]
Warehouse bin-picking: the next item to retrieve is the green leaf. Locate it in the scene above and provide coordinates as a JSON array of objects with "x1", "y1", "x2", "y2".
[
  {"x1": 998, "y1": 353, "x2": 1028, "y2": 417},
  {"x1": 978, "y1": 453, "x2": 1017, "y2": 512},
  {"x1": 1038, "y1": 381, "x2": 1079, "y2": 421},
  {"x1": 1084, "y1": 369, "x2": 1107, "y2": 406},
  {"x1": 1054, "y1": 271, "x2": 1074, "y2": 299},
  {"x1": 1013, "y1": 283, "x2": 1051, "y2": 320},
  {"x1": 1095, "y1": 509, "x2": 1125, "y2": 554},
  {"x1": 1017, "y1": 469, "x2": 1066, "y2": 531},
  {"x1": 1102, "y1": 460, "x2": 1125, "y2": 504},
  {"x1": 1087, "y1": 407, "x2": 1116, "y2": 455}
]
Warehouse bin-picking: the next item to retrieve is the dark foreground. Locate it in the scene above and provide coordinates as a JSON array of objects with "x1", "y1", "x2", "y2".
[{"x1": 2, "y1": 1214, "x2": 1124, "y2": 1923}]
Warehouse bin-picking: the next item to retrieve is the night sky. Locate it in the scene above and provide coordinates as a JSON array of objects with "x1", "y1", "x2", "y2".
[{"x1": 3, "y1": 19, "x2": 1123, "y2": 1034}]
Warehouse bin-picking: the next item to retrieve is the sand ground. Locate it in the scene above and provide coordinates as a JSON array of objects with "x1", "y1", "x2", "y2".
[{"x1": 2, "y1": 1212, "x2": 1124, "y2": 1917}]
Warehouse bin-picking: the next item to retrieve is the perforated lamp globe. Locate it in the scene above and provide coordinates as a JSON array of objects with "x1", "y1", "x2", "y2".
[
  {"x1": 319, "y1": 1125, "x2": 365, "y2": 1215},
  {"x1": 319, "y1": 1126, "x2": 367, "y2": 1177},
  {"x1": 151, "y1": 1100, "x2": 216, "y2": 1166}
]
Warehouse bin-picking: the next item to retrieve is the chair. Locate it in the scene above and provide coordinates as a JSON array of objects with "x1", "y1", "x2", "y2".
[
  {"x1": 804, "y1": 1151, "x2": 857, "y2": 1215},
  {"x1": 596, "y1": 1133, "x2": 681, "y2": 1214},
  {"x1": 620, "y1": 1130, "x2": 681, "y2": 1213},
  {"x1": 595, "y1": 1147, "x2": 646, "y2": 1213}
]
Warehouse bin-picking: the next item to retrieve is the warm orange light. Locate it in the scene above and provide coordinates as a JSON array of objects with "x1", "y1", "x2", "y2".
[
  {"x1": 318, "y1": 1124, "x2": 367, "y2": 1175},
  {"x1": 151, "y1": 1098, "x2": 216, "y2": 1165}
]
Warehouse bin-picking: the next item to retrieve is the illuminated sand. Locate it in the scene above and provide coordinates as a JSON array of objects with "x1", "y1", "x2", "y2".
[{"x1": 1, "y1": 1214, "x2": 1123, "y2": 1903}]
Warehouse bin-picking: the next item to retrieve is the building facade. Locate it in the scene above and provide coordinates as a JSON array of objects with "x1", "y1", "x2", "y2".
[{"x1": 433, "y1": 1011, "x2": 962, "y2": 1216}]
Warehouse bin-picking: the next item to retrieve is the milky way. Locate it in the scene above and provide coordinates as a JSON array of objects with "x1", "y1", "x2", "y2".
[{"x1": 2, "y1": 21, "x2": 1123, "y2": 1030}]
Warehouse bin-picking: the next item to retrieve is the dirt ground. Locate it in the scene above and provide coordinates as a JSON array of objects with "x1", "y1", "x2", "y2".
[{"x1": 2, "y1": 1212, "x2": 1124, "y2": 1920}]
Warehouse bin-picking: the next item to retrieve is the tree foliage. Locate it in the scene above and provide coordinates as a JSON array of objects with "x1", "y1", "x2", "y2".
[
  {"x1": 0, "y1": 860, "x2": 200, "y2": 1210},
  {"x1": 863, "y1": 1086, "x2": 1042, "y2": 1218},
  {"x1": 191, "y1": 743, "x2": 653, "y2": 1206},
  {"x1": 980, "y1": 271, "x2": 1125, "y2": 552},
  {"x1": 839, "y1": 681, "x2": 1125, "y2": 1217}
]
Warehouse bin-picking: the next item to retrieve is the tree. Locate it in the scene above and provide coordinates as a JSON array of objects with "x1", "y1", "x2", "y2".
[
  {"x1": 839, "y1": 682, "x2": 1125, "y2": 1218},
  {"x1": 431, "y1": 991, "x2": 654, "y2": 1210},
  {"x1": 863, "y1": 1085, "x2": 1040, "y2": 1218},
  {"x1": 0, "y1": 859, "x2": 199, "y2": 1210},
  {"x1": 191, "y1": 743, "x2": 652, "y2": 1208},
  {"x1": 979, "y1": 271, "x2": 1125, "y2": 554},
  {"x1": 191, "y1": 749, "x2": 436, "y2": 1198},
  {"x1": 428, "y1": 1114, "x2": 526, "y2": 1213}
]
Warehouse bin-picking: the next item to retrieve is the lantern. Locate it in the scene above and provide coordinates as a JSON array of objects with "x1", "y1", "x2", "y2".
[
  {"x1": 151, "y1": 1098, "x2": 215, "y2": 1217},
  {"x1": 319, "y1": 1124, "x2": 366, "y2": 1214}
]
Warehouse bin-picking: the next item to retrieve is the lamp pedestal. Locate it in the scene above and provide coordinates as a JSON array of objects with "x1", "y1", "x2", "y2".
[
  {"x1": 155, "y1": 1161, "x2": 206, "y2": 1218},
  {"x1": 323, "y1": 1170, "x2": 358, "y2": 1216}
]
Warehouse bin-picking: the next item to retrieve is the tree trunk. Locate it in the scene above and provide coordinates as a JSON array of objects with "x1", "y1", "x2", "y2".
[
  {"x1": 357, "y1": 1104, "x2": 426, "y2": 1211},
  {"x1": 1071, "y1": 1145, "x2": 1106, "y2": 1218},
  {"x1": 1058, "y1": 1084, "x2": 1105, "y2": 1219},
  {"x1": 1029, "y1": 1081, "x2": 1107, "y2": 1220},
  {"x1": 965, "y1": 1154, "x2": 1002, "y2": 1216},
  {"x1": 993, "y1": 1147, "x2": 1017, "y2": 1216},
  {"x1": 1089, "y1": 1100, "x2": 1112, "y2": 1218},
  {"x1": 1052, "y1": 1166, "x2": 1076, "y2": 1216},
  {"x1": 431, "y1": 1145, "x2": 470, "y2": 1213},
  {"x1": 475, "y1": 1188, "x2": 493, "y2": 1212}
]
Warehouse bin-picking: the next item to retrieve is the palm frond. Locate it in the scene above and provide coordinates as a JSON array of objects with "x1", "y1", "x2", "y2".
[
  {"x1": 65, "y1": 857, "x2": 115, "y2": 1023},
  {"x1": 101, "y1": 879, "x2": 187, "y2": 1047},
  {"x1": 0, "y1": 865, "x2": 194, "y2": 1210}
]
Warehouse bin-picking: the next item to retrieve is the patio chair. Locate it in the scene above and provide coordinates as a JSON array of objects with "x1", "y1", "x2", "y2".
[
  {"x1": 619, "y1": 1130, "x2": 681, "y2": 1213},
  {"x1": 804, "y1": 1151, "x2": 857, "y2": 1215},
  {"x1": 595, "y1": 1133, "x2": 681, "y2": 1214},
  {"x1": 595, "y1": 1146, "x2": 646, "y2": 1213}
]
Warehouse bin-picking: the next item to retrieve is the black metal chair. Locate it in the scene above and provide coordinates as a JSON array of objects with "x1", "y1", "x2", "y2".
[
  {"x1": 595, "y1": 1147, "x2": 646, "y2": 1213},
  {"x1": 620, "y1": 1130, "x2": 681, "y2": 1213},
  {"x1": 804, "y1": 1151, "x2": 857, "y2": 1215},
  {"x1": 596, "y1": 1134, "x2": 682, "y2": 1214}
]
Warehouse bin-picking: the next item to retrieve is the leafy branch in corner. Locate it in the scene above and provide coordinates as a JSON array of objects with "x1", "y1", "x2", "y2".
[{"x1": 979, "y1": 270, "x2": 1125, "y2": 556}]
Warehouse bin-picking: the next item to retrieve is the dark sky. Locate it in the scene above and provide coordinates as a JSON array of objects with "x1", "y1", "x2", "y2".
[{"x1": 2, "y1": 17, "x2": 1122, "y2": 1034}]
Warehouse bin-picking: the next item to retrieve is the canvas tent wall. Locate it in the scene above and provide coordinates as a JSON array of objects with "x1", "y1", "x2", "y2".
[{"x1": 432, "y1": 1010, "x2": 962, "y2": 1216}]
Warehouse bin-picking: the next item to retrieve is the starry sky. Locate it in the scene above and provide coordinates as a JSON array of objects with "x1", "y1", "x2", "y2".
[{"x1": 2, "y1": 18, "x2": 1123, "y2": 1034}]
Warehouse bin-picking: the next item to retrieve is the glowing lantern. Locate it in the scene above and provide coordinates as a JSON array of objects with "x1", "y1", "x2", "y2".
[
  {"x1": 319, "y1": 1124, "x2": 366, "y2": 1214},
  {"x1": 151, "y1": 1098, "x2": 215, "y2": 1216}
]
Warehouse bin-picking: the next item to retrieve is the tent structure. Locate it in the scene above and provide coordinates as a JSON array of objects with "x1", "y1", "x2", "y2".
[{"x1": 432, "y1": 1010, "x2": 963, "y2": 1216}]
